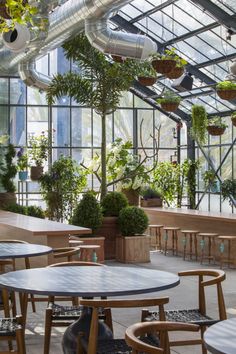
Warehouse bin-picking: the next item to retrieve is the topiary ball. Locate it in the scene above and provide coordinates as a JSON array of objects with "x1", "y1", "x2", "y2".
[
  {"x1": 101, "y1": 192, "x2": 128, "y2": 217},
  {"x1": 70, "y1": 191, "x2": 103, "y2": 233},
  {"x1": 118, "y1": 206, "x2": 148, "y2": 236}
]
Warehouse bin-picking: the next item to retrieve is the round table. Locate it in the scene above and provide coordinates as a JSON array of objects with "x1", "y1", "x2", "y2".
[
  {"x1": 0, "y1": 266, "x2": 179, "y2": 297},
  {"x1": 0, "y1": 243, "x2": 52, "y2": 259},
  {"x1": 204, "y1": 318, "x2": 236, "y2": 354}
]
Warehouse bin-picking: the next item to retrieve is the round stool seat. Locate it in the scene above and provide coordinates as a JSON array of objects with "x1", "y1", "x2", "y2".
[
  {"x1": 218, "y1": 235, "x2": 236, "y2": 240},
  {"x1": 149, "y1": 224, "x2": 164, "y2": 228},
  {"x1": 163, "y1": 227, "x2": 180, "y2": 231},
  {"x1": 181, "y1": 230, "x2": 199, "y2": 234},
  {"x1": 198, "y1": 233, "x2": 218, "y2": 237}
]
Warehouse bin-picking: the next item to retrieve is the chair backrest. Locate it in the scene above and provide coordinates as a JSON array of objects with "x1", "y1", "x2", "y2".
[
  {"x1": 48, "y1": 261, "x2": 103, "y2": 267},
  {"x1": 178, "y1": 269, "x2": 226, "y2": 320},
  {"x1": 52, "y1": 247, "x2": 80, "y2": 262},
  {"x1": 79, "y1": 297, "x2": 169, "y2": 354},
  {"x1": 125, "y1": 321, "x2": 199, "y2": 354},
  {"x1": 0, "y1": 239, "x2": 28, "y2": 243}
]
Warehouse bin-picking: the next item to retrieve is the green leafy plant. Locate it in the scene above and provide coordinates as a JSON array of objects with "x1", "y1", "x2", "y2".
[
  {"x1": 190, "y1": 105, "x2": 208, "y2": 145},
  {"x1": 47, "y1": 34, "x2": 144, "y2": 200},
  {"x1": 221, "y1": 179, "x2": 236, "y2": 206},
  {"x1": 216, "y1": 81, "x2": 236, "y2": 90},
  {"x1": 0, "y1": 143, "x2": 17, "y2": 192},
  {"x1": 208, "y1": 116, "x2": 228, "y2": 129},
  {"x1": 28, "y1": 131, "x2": 51, "y2": 167},
  {"x1": 16, "y1": 147, "x2": 29, "y2": 171},
  {"x1": 70, "y1": 191, "x2": 103, "y2": 234},
  {"x1": 157, "y1": 91, "x2": 181, "y2": 104},
  {"x1": 203, "y1": 170, "x2": 217, "y2": 188},
  {"x1": 150, "y1": 48, "x2": 187, "y2": 67},
  {"x1": 4, "y1": 203, "x2": 27, "y2": 215},
  {"x1": 40, "y1": 155, "x2": 87, "y2": 222},
  {"x1": 140, "y1": 187, "x2": 162, "y2": 199},
  {"x1": 118, "y1": 206, "x2": 148, "y2": 236},
  {"x1": 232, "y1": 112, "x2": 236, "y2": 118},
  {"x1": 136, "y1": 61, "x2": 157, "y2": 77},
  {"x1": 27, "y1": 205, "x2": 45, "y2": 219},
  {"x1": 101, "y1": 191, "x2": 128, "y2": 217},
  {"x1": 4, "y1": 203, "x2": 45, "y2": 218}
]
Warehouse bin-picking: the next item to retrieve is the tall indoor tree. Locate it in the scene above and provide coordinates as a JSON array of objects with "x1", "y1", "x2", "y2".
[{"x1": 46, "y1": 33, "x2": 146, "y2": 200}]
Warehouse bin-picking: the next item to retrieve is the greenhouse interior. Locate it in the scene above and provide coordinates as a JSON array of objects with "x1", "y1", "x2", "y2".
[{"x1": 0, "y1": 0, "x2": 235, "y2": 354}]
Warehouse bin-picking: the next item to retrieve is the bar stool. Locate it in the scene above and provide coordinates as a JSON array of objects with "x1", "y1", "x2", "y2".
[
  {"x1": 148, "y1": 224, "x2": 164, "y2": 251},
  {"x1": 197, "y1": 233, "x2": 219, "y2": 264},
  {"x1": 79, "y1": 245, "x2": 100, "y2": 262},
  {"x1": 181, "y1": 230, "x2": 199, "y2": 261},
  {"x1": 218, "y1": 236, "x2": 236, "y2": 269},
  {"x1": 163, "y1": 227, "x2": 180, "y2": 256}
]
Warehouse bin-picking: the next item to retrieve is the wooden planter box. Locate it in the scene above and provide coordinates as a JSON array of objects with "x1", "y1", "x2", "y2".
[
  {"x1": 76, "y1": 236, "x2": 105, "y2": 263},
  {"x1": 95, "y1": 217, "x2": 120, "y2": 260},
  {"x1": 140, "y1": 198, "x2": 163, "y2": 207},
  {"x1": 0, "y1": 192, "x2": 16, "y2": 208},
  {"x1": 116, "y1": 235, "x2": 151, "y2": 263}
]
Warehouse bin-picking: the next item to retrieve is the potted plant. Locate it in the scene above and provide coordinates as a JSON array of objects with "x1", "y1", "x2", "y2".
[
  {"x1": 95, "y1": 191, "x2": 128, "y2": 259},
  {"x1": 157, "y1": 91, "x2": 181, "y2": 112},
  {"x1": 231, "y1": 112, "x2": 236, "y2": 127},
  {"x1": 166, "y1": 54, "x2": 187, "y2": 79},
  {"x1": 116, "y1": 206, "x2": 150, "y2": 263},
  {"x1": 216, "y1": 81, "x2": 236, "y2": 100},
  {"x1": 151, "y1": 48, "x2": 177, "y2": 74},
  {"x1": 71, "y1": 191, "x2": 105, "y2": 261},
  {"x1": 16, "y1": 147, "x2": 29, "y2": 181},
  {"x1": 0, "y1": 136, "x2": 17, "y2": 208},
  {"x1": 40, "y1": 155, "x2": 87, "y2": 222},
  {"x1": 190, "y1": 104, "x2": 208, "y2": 145},
  {"x1": 28, "y1": 131, "x2": 50, "y2": 180},
  {"x1": 207, "y1": 116, "x2": 228, "y2": 136},
  {"x1": 137, "y1": 61, "x2": 157, "y2": 86},
  {"x1": 221, "y1": 179, "x2": 236, "y2": 206},
  {"x1": 140, "y1": 187, "x2": 163, "y2": 207}
]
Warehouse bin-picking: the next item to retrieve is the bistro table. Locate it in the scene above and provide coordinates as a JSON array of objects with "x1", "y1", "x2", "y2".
[
  {"x1": 204, "y1": 317, "x2": 236, "y2": 354},
  {"x1": 0, "y1": 243, "x2": 52, "y2": 259}
]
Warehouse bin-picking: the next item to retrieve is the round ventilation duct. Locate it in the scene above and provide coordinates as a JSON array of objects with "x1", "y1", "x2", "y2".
[{"x1": 2, "y1": 24, "x2": 30, "y2": 53}]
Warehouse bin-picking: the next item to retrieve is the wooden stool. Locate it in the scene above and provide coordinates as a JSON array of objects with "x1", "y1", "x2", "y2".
[
  {"x1": 79, "y1": 245, "x2": 100, "y2": 263},
  {"x1": 197, "y1": 233, "x2": 219, "y2": 264},
  {"x1": 181, "y1": 230, "x2": 199, "y2": 261},
  {"x1": 148, "y1": 224, "x2": 164, "y2": 251},
  {"x1": 218, "y1": 236, "x2": 236, "y2": 268},
  {"x1": 163, "y1": 227, "x2": 180, "y2": 256}
]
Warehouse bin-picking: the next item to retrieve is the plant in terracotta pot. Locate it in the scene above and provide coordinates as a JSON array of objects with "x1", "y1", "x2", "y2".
[
  {"x1": 137, "y1": 61, "x2": 157, "y2": 86},
  {"x1": 151, "y1": 48, "x2": 177, "y2": 74},
  {"x1": 157, "y1": 90, "x2": 181, "y2": 112},
  {"x1": 207, "y1": 116, "x2": 228, "y2": 136},
  {"x1": 28, "y1": 130, "x2": 51, "y2": 180},
  {"x1": 231, "y1": 111, "x2": 236, "y2": 127},
  {"x1": 190, "y1": 104, "x2": 208, "y2": 145},
  {"x1": 166, "y1": 53, "x2": 187, "y2": 79},
  {"x1": 96, "y1": 191, "x2": 129, "y2": 259},
  {"x1": 116, "y1": 206, "x2": 150, "y2": 263},
  {"x1": 216, "y1": 81, "x2": 236, "y2": 100},
  {"x1": 140, "y1": 187, "x2": 163, "y2": 207},
  {"x1": 16, "y1": 147, "x2": 29, "y2": 181}
]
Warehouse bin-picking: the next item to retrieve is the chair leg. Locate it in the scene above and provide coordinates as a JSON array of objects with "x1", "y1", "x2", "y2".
[
  {"x1": 16, "y1": 327, "x2": 26, "y2": 354},
  {"x1": 44, "y1": 307, "x2": 53, "y2": 354},
  {"x1": 200, "y1": 326, "x2": 207, "y2": 354}
]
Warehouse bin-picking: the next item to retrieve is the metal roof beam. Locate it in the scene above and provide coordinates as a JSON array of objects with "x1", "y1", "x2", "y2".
[
  {"x1": 192, "y1": 0, "x2": 236, "y2": 32},
  {"x1": 195, "y1": 52, "x2": 236, "y2": 68}
]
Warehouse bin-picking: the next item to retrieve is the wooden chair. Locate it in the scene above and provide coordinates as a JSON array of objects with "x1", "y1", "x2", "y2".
[
  {"x1": 44, "y1": 261, "x2": 103, "y2": 354},
  {"x1": 125, "y1": 321, "x2": 199, "y2": 354},
  {"x1": 141, "y1": 269, "x2": 226, "y2": 354},
  {"x1": 77, "y1": 297, "x2": 169, "y2": 354},
  {"x1": 0, "y1": 315, "x2": 26, "y2": 354},
  {"x1": 52, "y1": 247, "x2": 80, "y2": 262}
]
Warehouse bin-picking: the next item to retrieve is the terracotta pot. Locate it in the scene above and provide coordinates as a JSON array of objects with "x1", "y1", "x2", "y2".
[
  {"x1": 121, "y1": 189, "x2": 139, "y2": 206},
  {"x1": 231, "y1": 116, "x2": 236, "y2": 127},
  {"x1": 207, "y1": 126, "x2": 226, "y2": 136},
  {"x1": 30, "y1": 166, "x2": 44, "y2": 180},
  {"x1": 95, "y1": 217, "x2": 120, "y2": 260},
  {"x1": 140, "y1": 198, "x2": 163, "y2": 207},
  {"x1": 160, "y1": 102, "x2": 180, "y2": 112},
  {"x1": 0, "y1": 192, "x2": 16, "y2": 208},
  {"x1": 216, "y1": 90, "x2": 236, "y2": 100},
  {"x1": 166, "y1": 67, "x2": 184, "y2": 79},
  {"x1": 152, "y1": 59, "x2": 176, "y2": 74},
  {"x1": 137, "y1": 76, "x2": 157, "y2": 86}
]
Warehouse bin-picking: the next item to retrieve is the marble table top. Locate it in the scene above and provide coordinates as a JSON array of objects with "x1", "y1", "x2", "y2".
[{"x1": 0, "y1": 243, "x2": 52, "y2": 259}]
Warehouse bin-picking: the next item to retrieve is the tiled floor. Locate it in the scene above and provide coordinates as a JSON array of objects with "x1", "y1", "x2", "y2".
[{"x1": 2, "y1": 251, "x2": 236, "y2": 354}]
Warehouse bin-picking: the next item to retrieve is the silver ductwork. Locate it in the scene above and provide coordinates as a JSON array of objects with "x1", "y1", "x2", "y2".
[
  {"x1": 2, "y1": 24, "x2": 31, "y2": 53},
  {"x1": 0, "y1": 0, "x2": 157, "y2": 90}
]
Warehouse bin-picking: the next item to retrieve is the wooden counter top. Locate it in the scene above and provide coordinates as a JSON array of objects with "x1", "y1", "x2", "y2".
[
  {"x1": 143, "y1": 207, "x2": 236, "y2": 222},
  {"x1": 0, "y1": 211, "x2": 91, "y2": 236}
]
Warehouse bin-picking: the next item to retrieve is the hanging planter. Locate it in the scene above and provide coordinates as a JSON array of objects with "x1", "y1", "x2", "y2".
[
  {"x1": 152, "y1": 59, "x2": 176, "y2": 74},
  {"x1": 157, "y1": 91, "x2": 181, "y2": 112},
  {"x1": 137, "y1": 76, "x2": 157, "y2": 86},
  {"x1": 166, "y1": 66, "x2": 184, "y2": 79},
  {"x1": 216, "y1": 81, "x2": 236, "y2": 100},
  {"x1": 30, "y1": 166, "x2": 44, "y2": 181},
  {"x1": 231, "y1": 112, "x2": 236, "y2": 127},
  {"x1": 207, "y1": 116, "x2": 227, "y2": 136}
]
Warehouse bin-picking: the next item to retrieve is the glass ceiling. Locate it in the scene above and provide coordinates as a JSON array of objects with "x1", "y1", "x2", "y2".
[{"x1": 114, "y1": 0, "x2": 236, "y2": 120}]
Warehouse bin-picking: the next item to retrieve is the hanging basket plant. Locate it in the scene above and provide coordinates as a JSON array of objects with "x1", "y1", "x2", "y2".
[
  {"x1": 157, "y1": 91, "x2": 181, "y2": 112},
  {"x1": 137, "y1": 61, "x2": 157, "y2": 86},
  {"x1": 231, "y1": 112, "x2": 236, "y2": 127},
  {"x1": 216, "y1": 81, "x2": 236, "y2": 100},
  {"x1": 190, "y1": 104, "x2": 208, "y2": 145},
  {"x1": 166, "y1": 66, "x2": 184, "y2": 79},
  {"x1": 151, "y1": 48, "x2": 187, "y2": 76},
  {"x1": 137, "y1": 76, "x2": 157, "y2": 86},
  {"x1": 207, "y1": 116, "x2": 227, "y2": 136}
]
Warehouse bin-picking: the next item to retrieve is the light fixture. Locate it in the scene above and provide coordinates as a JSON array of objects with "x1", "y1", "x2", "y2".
[{"x1": 171, "y1": 72, "x2": 193, "y2": 92}]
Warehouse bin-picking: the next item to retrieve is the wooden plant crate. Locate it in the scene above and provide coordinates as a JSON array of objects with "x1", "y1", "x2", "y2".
[
  {"x1": 95, "y1": 216, "x2": 120, "y2": 260},
  {"x1": 116, "y1": 235, "x2": 150, "y2": 263},
  {"x1": 140, "y1": 198, "x2": 163, "y2": 207}
]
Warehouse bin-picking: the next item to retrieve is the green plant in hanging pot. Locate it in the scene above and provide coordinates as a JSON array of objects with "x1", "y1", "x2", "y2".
[
  {"x1": 190, "y1": 104, "x2": 208, "y2": 145},
  {"x1": 157, "y1": 90, "x2": 181, "y2": 112},
  {"x1": 166, "y1": 55, "x2": 188, "y2": 79},
  {"x1": 231, "y1": 111, "x2": 236, "y2": 127},
  {"x1": 216, "y1": 81, "x2": 236, "y2": 100},
  {"x1": 207, "y1": 116, "x2": 228, "y2": 136},
  {"x1": 151, "y1": 48, "x2": 177, "y2": 74},
  {"x1": 137, "y1": 61, "x2": 157, "y2": 86}
]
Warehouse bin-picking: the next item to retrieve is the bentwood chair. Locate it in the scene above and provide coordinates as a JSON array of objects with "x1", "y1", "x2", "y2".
[
  {"x1": 142, "y1": 269, "x2": 226, "y2": 354},
  {"x1": 0, "y1": 315, "x2": 26, "y2": 354},
  {"x1": 44, "y1": 261, "x2": 103, "y2": 354},
  {"x1": 125, "y1": 321, "x2": 199, "y2": 354},
  {"x1": 77, "y1": 297, "x2": 169, "y2": 354}
]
